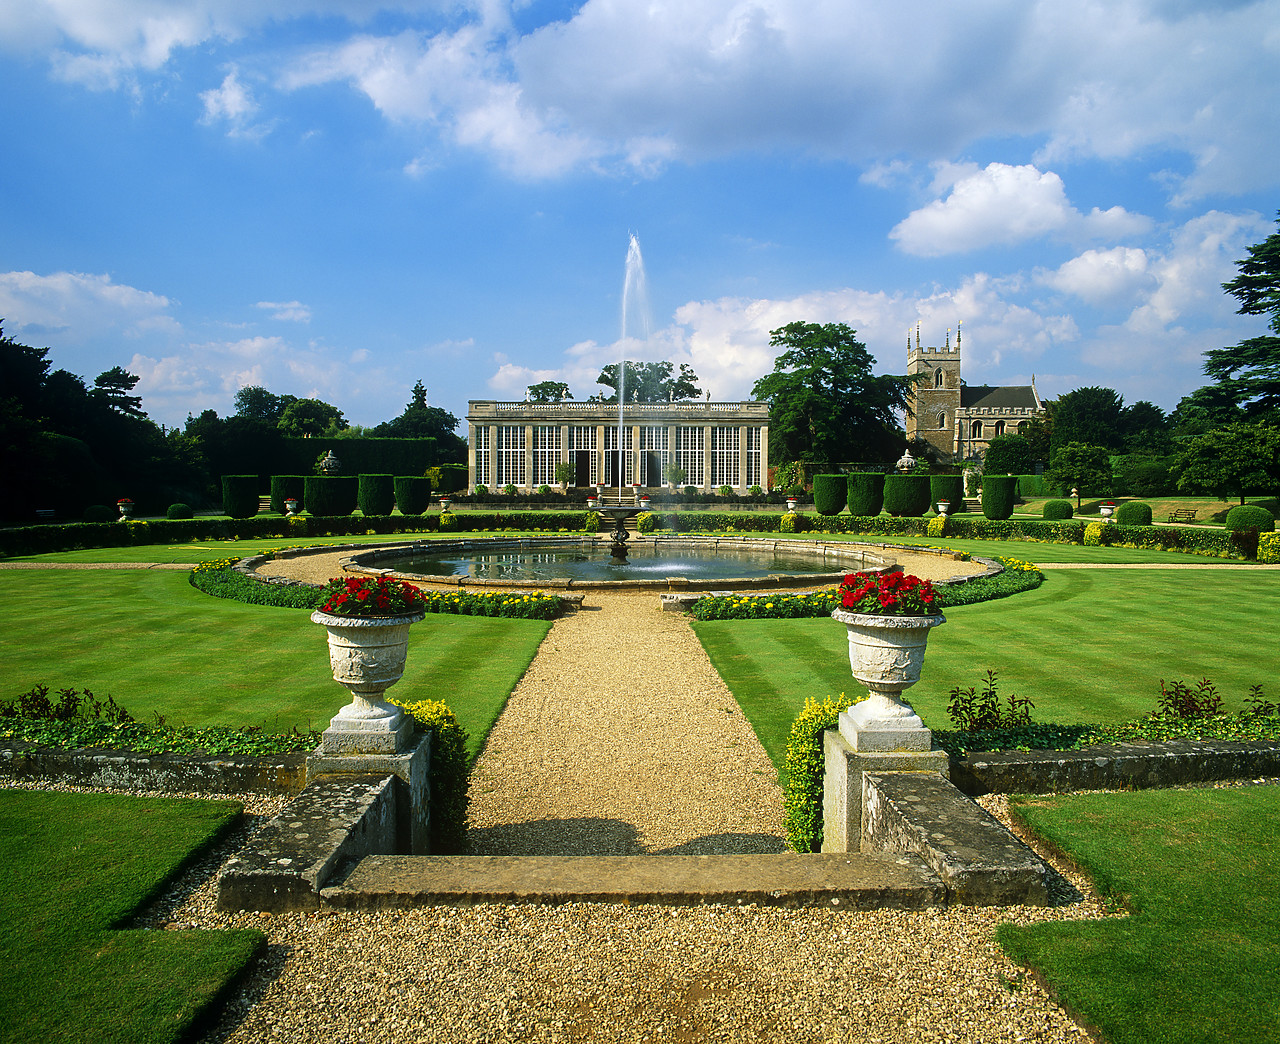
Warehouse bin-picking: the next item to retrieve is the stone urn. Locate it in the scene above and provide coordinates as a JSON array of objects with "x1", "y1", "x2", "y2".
[
  {"x1": 284, "y1": 498, "x2": 300, "y2": 516},
  {"x1": 639, "y1": 495, "x2": 651, "y2": 509},
  {"x1": 831, "y1": 609, "x2": 946, "y2": 751},
  {"x1": 117, "y1": 499, "x2": 135, "y2": 519},
  {"x1": 786, "y1": 497, "x2": 798, "y2": 512},
  {"x1": 311, "y1": 609, "x2": 425, "y2": 754},
  {"x1": 439, "y1": 497, "x2": 451, "y2": 512}
]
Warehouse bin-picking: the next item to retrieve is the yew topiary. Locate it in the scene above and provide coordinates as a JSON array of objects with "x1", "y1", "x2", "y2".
[
  {"x1": 1115, "y1": 500, "x2": 1153, "y2": 526},
  {"x1": 812, "y1": 474, "x2": 849, "y2": 515},
  {"x1": 221, "y1": 475, "x2": 259, "y2": 519},
  {"x1": 1043, "y1": 499, "x2": 1073, "y2": 520},
  {"x1": 929, "y1": 474, "x2": 965, "y2": 512},
  {"x1": 981, "y1": 475, "x2": 1017, "y2": 520},
  {"x1": 1225, "y1": 504, "x2": 1276, "y2": 532},
  {"x1": 882, "y1": 474, "x2": 931, "y2": 517},
  {"x1": 847, "y1": 472, "x2": 885, "y2": 516}
]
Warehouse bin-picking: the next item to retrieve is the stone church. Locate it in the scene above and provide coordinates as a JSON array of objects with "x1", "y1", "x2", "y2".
[{"x1": 904, "y1": 323, "x2": 1045, "y2": 463}]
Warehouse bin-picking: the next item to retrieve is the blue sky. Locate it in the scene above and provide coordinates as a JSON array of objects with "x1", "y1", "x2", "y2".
[{"x1": 2, "y1": 0, "x2": 1278, "y2": 432}]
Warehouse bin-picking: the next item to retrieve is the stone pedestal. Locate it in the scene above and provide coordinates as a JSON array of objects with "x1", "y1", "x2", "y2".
[
  {"x1": 838, "y1": 703, "x2": 933, "y2": 752},
  {"x1": 306, "y1": 732, "x2": 431, "y2": 855},
  {"x1": 822, "y1": 727, "x2": 948, "y2": 853}
]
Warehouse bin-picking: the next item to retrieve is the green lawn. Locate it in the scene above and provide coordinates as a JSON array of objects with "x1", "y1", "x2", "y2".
[
  {"x1": 0, "y1": 789, "x2": 264, "y2": 1044},
  {"x1": 0, "y1": 570, "x2": 549, "y2": 759},
  {"x1": 694, "y1": 568, "x2": 1280, "y2": 773},
  {"x1": 1001, "y1": 786, "x2": 1280, "y2": 1044}
]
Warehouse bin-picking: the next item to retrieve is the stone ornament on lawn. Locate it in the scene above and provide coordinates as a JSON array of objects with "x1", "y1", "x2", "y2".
[{"x1": 832, "y1": 572, "x2": 945, "y2": 752}]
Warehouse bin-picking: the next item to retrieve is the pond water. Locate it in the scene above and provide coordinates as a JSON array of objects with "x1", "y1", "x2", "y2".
[{"x1": 384, "y1": 544, "x2": 843, "y2": 584}]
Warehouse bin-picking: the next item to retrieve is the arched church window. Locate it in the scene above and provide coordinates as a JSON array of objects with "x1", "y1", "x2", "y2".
[
  {"x1": 934, "y1": 368, "x2": 944, "y2": 388},
  {"x1": 971, "y1": 420, "x2": 984, "y2": 438},
  {"x1": 938, "y1": 413, "x2": 947, "y2": 429},
  {"x1": 994, "y1": 420, "x2": 1006, "y2": 436}
]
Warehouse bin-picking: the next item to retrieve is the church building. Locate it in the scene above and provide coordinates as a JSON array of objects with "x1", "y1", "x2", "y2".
[{"x1": 904, "y1": 324, "x2": 1045, "y2": 463}]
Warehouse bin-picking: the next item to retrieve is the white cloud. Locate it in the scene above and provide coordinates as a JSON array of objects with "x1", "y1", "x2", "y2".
[
  {"x1": 890, "y1": 163, "x2": 1151, "y2": 256},
  {"x1": 0, "y1": 269, "x2": 173, "y2": 342},
  {"x1": 256, "y1": 300, "x2": 312, "y2": 322},
  {"x1": 1039, "y1": 247, "x2": 1155, "y2": 307},
  {"x1": 200, "y1": 68, "x2": 274, "y2": 138}
]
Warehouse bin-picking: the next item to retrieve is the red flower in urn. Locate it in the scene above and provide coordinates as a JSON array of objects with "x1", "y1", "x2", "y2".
[{"x1": 838, "y1": 572, "x2": 937, "y2": 617}]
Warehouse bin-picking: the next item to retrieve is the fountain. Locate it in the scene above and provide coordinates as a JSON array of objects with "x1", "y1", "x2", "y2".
[{"x1": 599, "y1": 233, "x2": 652, "y2": 561}]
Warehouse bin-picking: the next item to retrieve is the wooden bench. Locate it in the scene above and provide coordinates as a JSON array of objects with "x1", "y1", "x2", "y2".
[{"x1": 1168, "y1": 508, "x2": 1198, "y2": 524}]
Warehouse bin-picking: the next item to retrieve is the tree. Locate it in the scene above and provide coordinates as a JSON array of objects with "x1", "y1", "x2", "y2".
[
  {"x1": 981, "y1": 433, "x2": 1033, "y2": 475},
  {"x1": 1019, "y1": 415, "x2": 1052, "y2": 463},
  {"x1": 277, "y1": 398, "x2": 347, "y2": 438},
  {"x1": 1169, "y1": 385, "x2": 1245, "y2": 440},
  {"x1": 1046, "y1": 442, "x2": 1113, "y2": 499},
  {"x1": 1172, "y1": 423, "x2": 1280, "y2": 504},
  {"x1": 1048, "y1": 386, "x2": 1125, "y2": 453},
  {"x1": 593, "y1": 361, "x2": 700, "y2": 403},
  {"x1": 527, "y1": 381, "x2": 571, "y2": 403},
  {"x1": 1202, "y1": 212, "x2": 1280, "y2": 416},
  {"x1": 370, "y1": 382, "x2": 464, "y2": 459},
  {"x1": 751, "y1": 322, "x2": 913, "y2": 463},
  {"x1": 234, "y1": 386, "x2": 296, "y2": 425},
  {"x1": 92, "y1": 366, "x2": 147, "y2": 418},
  {"x1": 1118, "y1": 400, "x2": 1171, "y2": 455}
]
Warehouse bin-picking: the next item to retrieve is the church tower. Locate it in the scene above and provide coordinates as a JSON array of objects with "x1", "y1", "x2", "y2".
[{"x1": 905, "y1": 322, "x2": 962, "y2": 460}]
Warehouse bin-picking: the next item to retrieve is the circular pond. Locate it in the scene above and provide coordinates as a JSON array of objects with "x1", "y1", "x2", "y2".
[{"x1": 344, "y1": 536, "x2": 887, "y2": 590}]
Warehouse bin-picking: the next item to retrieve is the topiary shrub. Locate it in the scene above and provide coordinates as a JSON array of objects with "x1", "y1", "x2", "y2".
[
  {"x1": 981, "y1": 475, "x2": 1017, "y2": 521},
  {"x1": 270, "y1": 474, "x2": 306, "y2": 514},
  {"x1": 394, "y1": 476, "x2": 432, "y2": 515},
  {"x1": 847, "y1": 473, "x2": 885, "y2": 516},
  {"x1": 783, "y1": 693, "x2": 863, "y2": 852},
  {"x1": 303, "y1": 475, "x2": 357, "y2": 516},
  {"x1": 929, "y1": 474, "x2": 964, "y2": 513},
  {"x1": 166, "y1": 503, "x2": 194, "y2": 520},
  {"x1": 438, "y1": 511, "x2": 459, "y2": 532},
  {"x1": 926, "y1": 514, "x2": 947, "y2": 538},
  {"x1": 393, "y1": 698, "x2": 471, "y2": 854},
  {"x1": 1043, "y1": 499, "x2": 1073, "y2": 520},
  {"x1": 1115, "y1": 500, "x2": 1153, "y2": 526},
  {"x1": 357, "y1": 474, "x2": 395, "y2": 516},
  {"x1": 83, "y1": 504, "x2": 114, "y2": 523},
  {"x1": 1225, "y1": 504, "x2": 1276, "y2": 532},
  {"x1": 1083, "y1": 520, "x2": 1107, "y2": 546},
  {"x1": 221, "y1": 475, "x2": 259, "y2": 519},
  {"x1": 882, "y1": 474, "x2": 931, "y2": 517},
  {"x1": 812, "y1": 474, "x2": 848, "y2": 515}
]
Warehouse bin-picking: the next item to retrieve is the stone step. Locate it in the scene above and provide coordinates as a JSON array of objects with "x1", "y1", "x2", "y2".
[{"x1": 320, "y1": 852, "x2": 945, "y2": 910}]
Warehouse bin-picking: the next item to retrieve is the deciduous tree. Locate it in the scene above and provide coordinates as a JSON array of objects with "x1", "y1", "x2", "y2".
[
  {"x1": 1172, "y1": 423, "x2": 1280, "y2": 504},
  {"x1": 593, "y1": 361, "x2": 701, "y2": 403},
  {"x1": 1046, "y1": 442, "x2": 1113, "y2": 499}
]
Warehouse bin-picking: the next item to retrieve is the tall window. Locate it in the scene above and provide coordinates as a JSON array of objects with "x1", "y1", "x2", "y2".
[
  {"x1": 938, "y1": 413, "x2": 947, "y2": 429},
  {"x1": 745, "y1": 426, "x2": 762, "y2": 488},
  {"x1": 971, "y1": 420, "x2": 984, "y2": 439},
  {"x1": 640, "y1": 426, "x2": 669, "y2": 486},
  {"x1": 532, "y1": 425, "x2": 560, "y2": 486},
  {"x1": 675, "y1": 426, "x2": 705, "y2": 487},
  {"x1": 496, "y1": 425, "x2": 526, "y2": 487},
  {"x1": 710, "y1": 426, "x2": 740, "y2": 488},
  {"x1": 994, "y1": 420, "x2": 1006, "y2": 436},
  {"x1": 568, "y1": 426, "x2": 597, "y2": 485},
  {"x1": 474, "y1": 426, "x2": 491, "y2": 489},
  {"x1": 935, "y1": 368, "x2": 944, "y2": 388},
  {"x1": 604, "y1": 426, "x2": 635, "y2": 484}
]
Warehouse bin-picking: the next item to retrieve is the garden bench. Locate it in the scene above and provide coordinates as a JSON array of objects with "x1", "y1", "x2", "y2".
[{"x1": 1168, "y1": 508, "x2": 1198, "y2": 524}]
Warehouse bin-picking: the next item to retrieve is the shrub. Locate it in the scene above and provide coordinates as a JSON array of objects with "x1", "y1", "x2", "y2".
[
  {"x1": 303, "y1": 475, "x2": 357, "y2": 516},
  {"x1": 83, "y1": 504, "x2": 115, "y2": 523},
  {"x1": 683, "y1": 485, "x2": 699, "y2": 497},
  {"x1": 882, "y1": 474, "x2": 931, "y2": 517},
  {"x1": 221, "y1": 475, "x2": 260, "y2": 519},
  {"x1": 473, "y1": 484, "x2": 488, "y2": 497},
  {"x1": 394, "y1": 476, "x2": 432, "y2": 515},
  {"x1": 357, "y1": 474, "x2": 395, "y2": 516},
  {"x1": 393, "y1": 698, "x2": 471, "y2": 854},
  {"x1": 982, "y1": 434, "x2": 1033, "y2": 476},
  {"x1": 1225, "y1": 504, "x2": 1276, "y2": 532},
  {"x1": 269, "y1": 474, "x2": 306, "y2": 514},
  {"x1": 189, "y1": 561, "x2": 324, "y2": 608},
  {"x1": 779, "y1": 512, "x2": 798, "y2": 533},
  {"x1": 981, "y1": 475, "x2": 1017, "y2": 520},
  {"x1": 812, "y1": 474, "x2": 848, "y2": 515},
  {"x1": 502, "y1": 484, "x2": 519, "y2": 497},
  {"x1": 635, "y1": 511, "x2": 657, "y2": 534},
  {"x1": 847, "y1": 472, "x2": 885, "y2": 516},
  {"x1": 1083, "y1": 520, "x2": 1107, "y2": 546},
  {"x1": 783, "y1": 694, "x2": 847, "y2": 853},
  {"x1": 1043, "y1": 499, "x2": 1073, "y2": 520},
  {"x1": 926, "y1": 514, "x2": 947, "y2": 538},
  {"x1": 1158, "y1": 678, "x2": 1223, "y2": 719},
  {"x1": 537, "y1": 484, "x2": 553, "y2": 496},
  {"x1": 582, "y1": 510, "x2": 601, "y2": 532},
  {"x1": 1115, "y1": 500, "x2": 1153, "y2": 526},
  {"x1": 166, "y1": 503, "x2": 194, "y2": 520},
  {"x1": 928, "y1": 474, "x2": 964, "y2": 512},
  {"x1": 438, "y1": 511, "x2": 459, "y2": 531},
  {"x1": 1260, "y1": 532, "x2": 1280, "y2": 564},
  {"x1": 947, "y1": 671, "x2": 1034, "y2": 730},
  {"x1": 716, "y1": 485, "x2": 734, "y2": 498}
]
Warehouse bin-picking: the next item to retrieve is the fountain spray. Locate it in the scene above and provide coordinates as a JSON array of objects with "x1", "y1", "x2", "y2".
[{"x1": 620, "y1": 233, "x2": 651, "y2": 496}]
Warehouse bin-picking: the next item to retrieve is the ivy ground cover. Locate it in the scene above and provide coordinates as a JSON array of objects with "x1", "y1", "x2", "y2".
[
  {"x1": 0, "y1": 789, "x2": 263, "y2": 1044},
  {"x1": 0, "y1": 569, "x2": 548, "y2": 759},
  {"x1": 1000, "y1": 786, "x2": 1280, "y2": 1044},
  {"x1": 693, "y1": 568, "x2": 1280, "y2": 773}
]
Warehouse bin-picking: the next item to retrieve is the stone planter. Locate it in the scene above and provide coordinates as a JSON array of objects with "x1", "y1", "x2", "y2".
[
  {"x1": 831, "y1": 609, "x2": 946, "y2": 751},
  {"x1": 786, "y1": 498, "x2": 798, "y2": 512},
  {"x1": 284, "y1": 498, "x2": 300, "y2": 516},
  {"x1": 438, "y1": 497, "x2": 451, "y2": 512},
  {"x1": 311, "y1": 610, "x2": 425, "y2": 754},
  {"x1": 117, "y1": 501, "x2": 135, "y2": 519}
]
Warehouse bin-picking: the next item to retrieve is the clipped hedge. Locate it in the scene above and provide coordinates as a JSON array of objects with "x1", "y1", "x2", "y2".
[
  {"x1": 394, "y1": 475, "x2": 432, "y2": 515},
  {"x1": 303, "y1": 475, "x2": 358, "y2": 516},
  {"x1": 882, "y1": 474, "x2": 931, "y2": 517},
  {"x1": 270, "y1": 474, "x2": 306, "y2": 515},
  {"x1": 1013, "y1": 473, "x2": 1055, "y2": 498},
  {"x1": 1225, "y1": 504, "x2": 1276, "y2": 532},
  {"x1": 929, "y1": 474, "x2": 965, "y2": 512},
  {"x1": 1115, "y1": 500, "x2": 1153, "y2": 526},
  {"x1": 394, "y1": 698, "x2": 471, "y2": 854},
  {"x1": 812, "y1": 474, "x2": 849, "y2": 516},
  {"x1": 783, "y1": 694, "x2": 848, "y2": 852},
  {"x1": 847, "y1": 472, "x2": 885, "y2": 516},
  {"x1": 1043, "y1": 499, "x2": 1073, "y2": 520},
  {"x1": 358, "y1": 473, "x2": 396, "y2": 517},
  {"x1": 221, "y1": 475, "x2": 259, "y2": 519},
  {"x1": 981, "y1": 475, "x2": 1017, "y2": 520}
]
